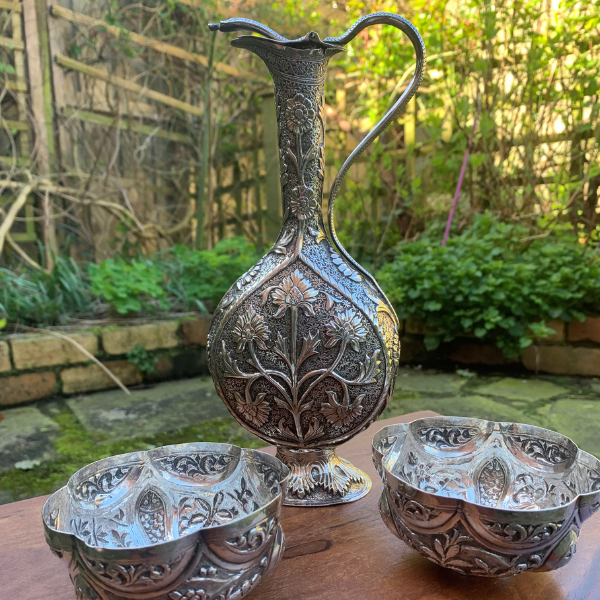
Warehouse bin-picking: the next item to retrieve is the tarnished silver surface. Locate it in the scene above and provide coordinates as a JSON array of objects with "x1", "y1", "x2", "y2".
[
  {"x1": 42, "y1": 443, "x2": 289, "y2": 600},
  {"x1": 372, "y1": 417, "x2": 600, "y2": 577},
  {"x1": 207, "y1": 14, "x2": 425, "y2": 506}
]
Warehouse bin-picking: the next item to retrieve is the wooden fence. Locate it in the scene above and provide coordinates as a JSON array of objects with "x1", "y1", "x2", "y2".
[{"x1": 0, "y1": 1, "x2": 596, "y2": 265}]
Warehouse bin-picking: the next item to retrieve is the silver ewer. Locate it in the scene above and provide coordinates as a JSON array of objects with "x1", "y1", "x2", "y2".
[
  {"x1": 207, "y1": 14, "x2": 426, "y2": 506},
  {"x1": 42, "y1": 442, "x2": 289, "y2": 600},
  {"x1": 372, "y1": 416, "x2": 600, "y2": 577}
]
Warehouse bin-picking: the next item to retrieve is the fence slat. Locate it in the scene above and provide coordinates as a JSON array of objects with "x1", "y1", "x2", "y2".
[
  {"x1": 50, "y1": 5, "x2": 258, "y2": 81},
  {"x1": 0, "y1": 1, "x2": 22, "y2": 12},
  {"x1": 261, "y1": 92, "x2": 281, "y2": 243},
  {"x1": 60, "y1": 108, "x2": 193, "y2": 144},
  {"x1": 55, "y1": 54, "x2": 204, "y2": 117}
]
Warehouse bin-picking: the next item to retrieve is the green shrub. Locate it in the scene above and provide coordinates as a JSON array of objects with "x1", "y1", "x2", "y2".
[
  {"x1": 160, "y1": 237, "x2": 261, "y2": 311},
  {"x1": 377, "y1": 214, "x2": 600, "y2": 357},
  {"x1": 126, "y1": 343, "x2": 158, "y2": 373},
  {"x1": 0, "y1": 238, "x2": 261, "y2": 323},
  {"x1": 0, "y1": 257, "x2": 92, "y2": 326},
  {"x1": 89, "y1": 258, "x2": 168, "y2": 315}
]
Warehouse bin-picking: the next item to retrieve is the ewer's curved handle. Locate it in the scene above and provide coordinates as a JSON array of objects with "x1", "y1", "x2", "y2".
[{"x1": 325, "y1": 13, "x2": 426, "y2": 279}]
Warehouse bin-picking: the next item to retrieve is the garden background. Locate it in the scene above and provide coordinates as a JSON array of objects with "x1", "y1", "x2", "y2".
[{"x1": 0, "y1": 0, "x2": 599, "y2": 502}]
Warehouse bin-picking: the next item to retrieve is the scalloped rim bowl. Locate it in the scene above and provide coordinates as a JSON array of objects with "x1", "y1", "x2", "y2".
[
  {"x1": 372, "y1": 416, "x2": 600, "y2": 577},
  {"x1": 42, "y1": 442, "x2": 289, "y2": 600}
]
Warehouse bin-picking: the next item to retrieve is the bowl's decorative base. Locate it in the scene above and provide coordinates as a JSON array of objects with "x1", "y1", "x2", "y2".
[{"x1": 276, "y1": 447, "x2": 371, "y2": 506}]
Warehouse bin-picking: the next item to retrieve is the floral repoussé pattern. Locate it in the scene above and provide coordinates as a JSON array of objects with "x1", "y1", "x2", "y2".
[
  {"x1": 285, "y1": 93, "x2": 315, "y2": 134},
  {"x1": 232, "y1": 306, "x2": 269, "y2": 352},
  {"x1": 325, "y1": 309, "x2": 368, "y2": 352},
  {"x1": 221, "y1": 272, "x2": 381, "y2": 447},
  {"x1": 268, "y1": 269, "x2": 318, "y2": 317},
  {"x1": 289, "y1": 185, "x2": 318, "y2": 221}
]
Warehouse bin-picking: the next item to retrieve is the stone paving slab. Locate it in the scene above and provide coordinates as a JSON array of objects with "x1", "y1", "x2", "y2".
[
  {"x1": 0, "y1": 406, "x2": 59, "y2": 472},
  {"x1": 395, "y1": 369, "x2": 466, "y2": 395},
  {"x1": 67, "y1": 377, "x2": 229, "y2": 442},
  {"x1": 384, "y1": 393, "x2": 528, "y2": 424},
  {"x1": 473, "y1": 377, "x2": 569, "y2": 402},
  {"x1": 537, "y1": 398, "x2": 600, "y2": 457},
  {"x1": 2, "y1": 367, "x2": 600, "y2": 505}
]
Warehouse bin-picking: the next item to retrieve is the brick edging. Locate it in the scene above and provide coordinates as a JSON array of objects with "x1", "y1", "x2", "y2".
[
  {"x1": 399, "y1": 316, "x2": 600, "y2": 377},
  {"x1": 0, "y1": 316, "x2": 212, "y2": 407}
]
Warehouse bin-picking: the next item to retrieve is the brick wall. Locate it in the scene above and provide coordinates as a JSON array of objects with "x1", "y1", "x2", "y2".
[
  {"x1": 2, "y1": 314, "x2": 597, "y2": 406},
  {"x1": 399, "y1": 316, "x2": 600, "y2": 376},
  {"x1": 0, "y1": 317, "x2": 211, "y2": 407}
]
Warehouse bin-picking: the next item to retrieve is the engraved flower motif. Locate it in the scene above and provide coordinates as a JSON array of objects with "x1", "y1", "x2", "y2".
[
  {"x1": 285, "y1": 93, "x2": 315, "y2": 133},
  {"x1": 269, "y1": 269, "x2": 318, "y2": 317},
  {"x1": 232, "y1": 306, "x2": 269, "y2": 352},
  {"x1": 234, "y1": 391, "x2": 270, "y2": 428},
  {"x1": 325, "y1": 309, "x2": 367, "y2": 351},
  {"x1": 289, "y1": 185, "x2": 318, "y2": 221},
  {"x1": 321, "y1": 390, "x2": 364, "y2": 427}
]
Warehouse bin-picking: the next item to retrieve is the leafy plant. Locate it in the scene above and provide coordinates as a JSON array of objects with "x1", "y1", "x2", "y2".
[
  {"x1": 0, "y1": 257, "x2": 92, "y2": 326},
  {"x1": 377, "y1": 214, "x2": 600, "y2": 357},
  {"x1": 126, "y1": 344, "x2": 158, "y2": 373},
  {"x1": 89, "y1": 258, "x2": 168, "y2": 315},
  {"x1": 160, "y1": 237, "x2": 261, "y2": 311}
]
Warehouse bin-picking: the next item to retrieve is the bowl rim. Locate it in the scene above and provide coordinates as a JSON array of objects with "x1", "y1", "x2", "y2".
[
  {"x1": 372, "y1": 415, "x2": 600, "y2": 515},
  {"x1": 42, "y1": 442, "x2": 289, "y2": 553}
]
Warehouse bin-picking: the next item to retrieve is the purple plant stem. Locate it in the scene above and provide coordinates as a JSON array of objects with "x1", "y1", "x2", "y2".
[{"x1": 442, "y1": 109, "x2": 480, "y2": 246}]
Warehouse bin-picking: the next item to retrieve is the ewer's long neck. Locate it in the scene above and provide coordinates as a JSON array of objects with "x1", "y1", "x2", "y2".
[{"x1": 235, "y1": 37, "x2": 336, "y2": 228}]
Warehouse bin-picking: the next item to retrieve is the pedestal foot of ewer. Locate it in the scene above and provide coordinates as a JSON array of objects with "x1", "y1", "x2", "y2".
[{"x1": 276, "y1": 447, "x2": 371, "y2": 506}]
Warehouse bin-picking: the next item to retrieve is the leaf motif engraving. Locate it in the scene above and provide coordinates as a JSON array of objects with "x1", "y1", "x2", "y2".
[
  {"x1": 330, "y1": 248, "x2": 361, "y2": 282},
  {"x1": 225, "y1": 518, "x2": 276, "y2": 554},
  {"x1": 138, "y1": 490, "x2": 166, "y2": 544},
  {"x1": 273, "y1": 331, "x2": 289, "y2": 364},
  {"x1": 481, "y1": 519, "x2": 564, "y2": 544},
  {"x1": 158, "y1": 453, "x2": 233, "y2": 479},
  {"x1": 179, "y1": 491, "x2": 239, "y2": 535},
  {"x1": 272, "y1": 229, "x2": 294, "y2": 254},
  {"x1": 73, "y1": 466, "x2": 133, "y2": 502},
  {"x1": 321, "y1": 391, "x2": 364, "y2": 427},
  {"x1": 347, "y1": 349, "x2": 380, "y2": 384},
  {"x1": 304, "y1": 417, "x2": 325, "y2": 442},
  {"x1": 509, "y1": 434, "x2": 572, "y2": 465},
  {"x1": 297, "y1": 330, "x2": 320, "y2": 365},
  {"x1": 221, "y1": 341, "x2": 245, "y2": 377},
  {"x1": 418, "y1": 426, "x2": 480, "y2": 449},
  {"x1": 477, "y1": 458, "x2": 508, "y2": 507}
]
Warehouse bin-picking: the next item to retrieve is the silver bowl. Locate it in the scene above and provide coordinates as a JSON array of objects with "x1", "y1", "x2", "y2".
[
  {"x1": 42, "y1": 442, "x2": 289, "y2": 600},
  {"x1": 372, "y1": 416, "x2": 600, "y2": 577}
]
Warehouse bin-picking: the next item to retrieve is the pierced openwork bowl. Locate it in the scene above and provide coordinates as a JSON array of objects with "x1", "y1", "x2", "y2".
[
  {"x1": 372, "y1": 416, "x2": 600, "y2": 577},
  {"x1": 42, "y1": 442, "x2": 289, "y2": 600}
]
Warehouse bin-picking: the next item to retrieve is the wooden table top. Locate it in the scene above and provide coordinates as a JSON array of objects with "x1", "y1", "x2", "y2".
[{"x1": 1, "y1": 410, "x2": 599, "y2": 600}]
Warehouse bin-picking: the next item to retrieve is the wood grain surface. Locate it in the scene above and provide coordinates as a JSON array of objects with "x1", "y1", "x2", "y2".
[{"x1": 1, "y1": 410, "x2": 599, "y2": 600}]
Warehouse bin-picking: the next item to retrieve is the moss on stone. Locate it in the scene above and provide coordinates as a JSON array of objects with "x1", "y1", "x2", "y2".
[{"x1": 0, "y1": 410, "x2": 263, "y2": 503}]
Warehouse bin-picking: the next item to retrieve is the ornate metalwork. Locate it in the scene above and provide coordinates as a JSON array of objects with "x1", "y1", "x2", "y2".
[
  {"x1": 42, "y1": 443, "x2": 289, "y2": 600},
  {"x1": 207, "y1": 13, "x2": 425, "y2": 506},
  {"x1": 372, "y1": 416, "x2": 600, "y2": 577}
]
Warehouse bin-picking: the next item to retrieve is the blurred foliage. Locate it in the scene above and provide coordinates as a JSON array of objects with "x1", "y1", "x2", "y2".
[
  {"x1": 377, "y1": 213, "x2": 600, "y2": 356},
  {"x1": 331, "y1": 0, "x2": 600, "y2": 268},
  {"x1": 0, "y1": 257, "x2": 92, "y2": 326},
  {"x1": 0, "y1": 238, "x2": 259, "y2": 324},
  {"x1": 159, "y1": 237, "x2": 261, "y2": 311},
  {"x1": 126, "y1": 343, "x2": 159, "y2": 373},
  {"x1": 89, "y1": 259, "x2": 169, "y2": 315},
  {"x1": 1, "y1": 0, "x2": 599, "y2": 356}
]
